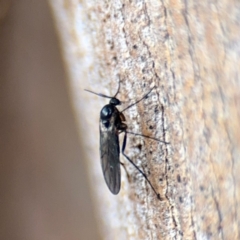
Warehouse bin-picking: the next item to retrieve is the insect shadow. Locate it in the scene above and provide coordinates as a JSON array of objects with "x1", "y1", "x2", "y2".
[{"x1": 85, "y1": 82, "x2": 168, "y2": 200}]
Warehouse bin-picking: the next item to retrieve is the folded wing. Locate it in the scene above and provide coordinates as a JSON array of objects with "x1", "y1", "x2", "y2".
[{"x1": 100, "y1": 126, "x2": 121, "y2": 195}]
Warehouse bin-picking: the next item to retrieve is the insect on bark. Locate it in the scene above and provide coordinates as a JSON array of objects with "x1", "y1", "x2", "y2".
[{"x1": 85, "y1": 83, "x2": 167, "y2": 200}]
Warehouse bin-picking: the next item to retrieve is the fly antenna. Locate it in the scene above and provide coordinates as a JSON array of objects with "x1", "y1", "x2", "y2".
[
  {"x1": 84, "y1": 89, "x2": 112, "y2": 99},
  {"x1": 121, "y1": 86, "x2": 156, "y2": 113},
  {"x1": 113, "y1": 78, "x2": 121, "y2": 98},
  {"x1": 85, "y1": 78, "x2": 122, "y2": 99}
]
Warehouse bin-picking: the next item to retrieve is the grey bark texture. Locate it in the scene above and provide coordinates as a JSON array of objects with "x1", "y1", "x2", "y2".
[{"x1": 50, "y1": 0, "x2": 240, "y2": 239}]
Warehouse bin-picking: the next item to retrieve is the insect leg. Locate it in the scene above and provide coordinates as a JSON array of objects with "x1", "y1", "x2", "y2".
[
  {"x1": 120, "y1": 162, "x2": 130, "y2": 181},
  {"x1": 121, "y1": 132, "x2": 162, "y2": 200},
  {"x1": 121, "y1": 86, "x2": 156, "y2": 113},
  {"x1": 126, "y1": 130, "x2": 170, "y2": 144}
]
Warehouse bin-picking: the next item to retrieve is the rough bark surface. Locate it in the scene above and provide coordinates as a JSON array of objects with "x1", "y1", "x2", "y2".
[{"x1": 50, "y1": 0, "x2": 240, "y2": 239}]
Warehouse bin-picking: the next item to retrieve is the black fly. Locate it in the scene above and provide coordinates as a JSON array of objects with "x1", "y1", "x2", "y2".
[{"x1": 85, "y1": 83, "x2": 167, "y2": 200}]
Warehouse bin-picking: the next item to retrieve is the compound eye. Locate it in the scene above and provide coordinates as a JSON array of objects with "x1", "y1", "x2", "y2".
[{"x1": 101, "y1": 106, "x2": 112, "y2": 119}]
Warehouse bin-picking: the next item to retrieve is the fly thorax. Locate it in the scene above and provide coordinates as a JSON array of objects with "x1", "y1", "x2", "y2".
[{"x1": 100, "y1": 104, "x2": 115, "y2": 129}]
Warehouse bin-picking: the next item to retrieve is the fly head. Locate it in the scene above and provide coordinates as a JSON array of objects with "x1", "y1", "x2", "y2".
[{"x1": 110, "y1": 97, "x2": 121, "y2": 106}]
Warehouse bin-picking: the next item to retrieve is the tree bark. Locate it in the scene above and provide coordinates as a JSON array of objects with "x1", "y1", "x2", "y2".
[{"x1": 50, "y1": 0, "x2": 240, "y2": 239}]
